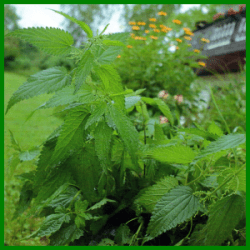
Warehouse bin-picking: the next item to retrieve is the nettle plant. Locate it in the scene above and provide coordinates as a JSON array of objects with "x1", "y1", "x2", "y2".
[{"x1": 5, "y1": 10, "x2": 246, "y2": 246}]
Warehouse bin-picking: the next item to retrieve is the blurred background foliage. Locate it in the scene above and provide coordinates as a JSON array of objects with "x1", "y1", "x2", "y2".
[{"x1": 4, "y1": 4, "x2": 245, "y2": 246}]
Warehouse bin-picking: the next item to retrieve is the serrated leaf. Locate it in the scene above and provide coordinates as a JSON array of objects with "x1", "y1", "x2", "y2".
[
  {"x1": 193, "y1": 133, "x2": 246, "y2": 163},
  {"x1": 19, "y1": 147, "x2": 40, "y2": 161},
  {"x1": 5, "y1": 27, "x2": 74, "y2": 55},
  {"x1": 74, "y1": 50, "x2": 95, "y2": 93},
  {"x1": 125, "y1": 96, "x2": 141, "y2": 109},
  {"x1": 85, "y1": 102, "x2": 107, "y2": 129},
  {"x1": 146, "y1": 145, "x2": 197, "y2": 164},
  {"x1": 178, "y1": 128, "x2": 218, "y2": 141},
  {"x1": 9, "y1": 130, "x2": 21, "y2": 151},
  {"x1": 48, "y1": 186, "x2": 80, "y2": 208},
  {"x1": 94, "y1": 120, "x2": 113, "y2": 171},
  {"x1": 50, "y1": 9, "x2": 93, "y2": 38},
  {"x1": 154, "y1": 123, "x2": 166, "y2": 141},
  {"x1": 87, "y1": 198, "x2": 116, "y2": 211},
  {"x1": 75, "y1": 215, "x2": 85, "y2": 228},
  {"x1": 39, "y1": 85, "x2": 79, "y2": 109},
  {"x1": 135, "y1": 176, "x2": 179, "y2": 213},
  {"x1": 6, "y1": 67, "x2": 71, "y2": 114},
  {"x1": 12, "y1": 181, "x2": 33, "y2": 220},
  {"x1": 49, "y1": 223, "x2": 83, "y2": 246},
  {"x1": 153, "y1": 98, "x2": 174, "y2": 126},
  {"x1": 192, "y1": 194, "x2": 245, "y2": 246},
  {"x1": 114, "y1": 224, "x2": 131, "y2": 245},
  {"x1": 75, "y1": 200, "x2": 89, "y2": 215},
  {"x1": 49, "y1": 105, "x2": 88, "y2": 167},
  {"x1": 208, "y1": 121, "x2": 224, "y2": 136},
  {"x1": 69, "y1": 144, "x2": 102, "y2": 203},
  {"x1": 94, "y1": 65, "x2": 124, "y2": 110},
  {"x1": 108, "y1": 104, "x2": 139, "y2": 164},
  {"x1": 146, "y1": 185, "x2": 200, "y2": 240},
  {"x1": 28, "y1": 213, "x2": 70, "y2": 238},
  {"x1": 7, "y1": 153, "x2": 20, "y2": 176}
]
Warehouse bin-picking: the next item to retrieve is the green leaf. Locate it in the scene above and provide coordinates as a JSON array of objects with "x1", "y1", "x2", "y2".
[
  {"x1": 178, "y1": 128, "x2": 218, "y2": 141},
  {"x1": 146, "y1": 145, "x2": 197, "y2": 164},
  {"x1": 39, "y1": 85, "x2": 79, "y2": 109},
  {"x1": 19, "y1": 147, "x2": 40, "y2": 161},
  {"x1": 75, "y1": 200, "x2": 89, "y2": 216},
  {"x1": 114, "y1": 224, "x2": 131, "y2": 245},
  {"x1": 208, "y1": 121, "x2": 224, "y2": 136},
  {"x1": 48, "y1": 186, "x2": 80, "y2": 208},
  {"x1": 5, "y1": 27, "x2": 74, "y2": 55},
  {"x1": 94, "y1": 65, "x2": 124, "y2": 110},
  {"x1": 74, "y1": 50, "x2": 95, "y2": 93},
  {"x1": 12, "y1": 181, "x2": 33, "y2": 220},
  {"x1": 153, "y1": 98, "x2": 174, "y2": 126},
  {"x1": 146, "y1": 185, "x2": 200, "y2": 240},
  {"x1": 108, "y1": 104, "x2": 140, "y2": 165},
  {"x1": 9, "y1": 130, "x2": 21, "y2": 151},
  {"x1": 50, "y1": 9, "x2": 93, "y2": 38},
  {"x1": 192, "y1": 194, "x2": 245, "y2": 246},
  {"x1": 85, "y1": 102, "x2": 107, "y2": 129},
  {"x1": 28, "y1": 213, "x2": 70, "y2": 238},
  {"x1": 135, "y1": 176, "x2": 179, "y2": 213},
  {"x1": 125, "y1": 96, "x2": 141, "y2": 109},
  {"x1": 100, "y1": 23, "x2": 109, "y2": 35},
  {"x1": 49, "y1": 223, "x2": 83, "y2": 246},
  {"x1": 154, "y1": 123, "x2": 166, "y2": 141},
  {"x1": 69, "y1": 144, "x2": 102, "y2": 203},
  {"x1": 94, "y1": 120, "x2": 113, "y2": 171},
  {"x1": 193, "y1": 133, "x2": 246, "y2": 163},
  {"x1": 49, "y1": 105, "x2": 88, "y2": 167},
  {"x1": 75, "y1": 215, "x2": 85, "y2": 228},
  {"x1": 7, "y1": 153, "x2": 20, "y2": 176},
  {"x1": 88, "y1": 198, "x2": 116, "y2": 211},
  {"x1": 6, "y1": 67, "x2": 72, "y2": 114}
]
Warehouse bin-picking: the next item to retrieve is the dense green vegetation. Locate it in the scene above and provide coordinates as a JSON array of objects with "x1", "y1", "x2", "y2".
[{"x1": 4, "y1": 5, "x2": 245, "y2": 246}]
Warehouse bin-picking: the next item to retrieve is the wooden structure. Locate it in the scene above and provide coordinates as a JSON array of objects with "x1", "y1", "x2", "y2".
[{"x1": 190, "y1": 5, "x2": 246, "y2": 75}]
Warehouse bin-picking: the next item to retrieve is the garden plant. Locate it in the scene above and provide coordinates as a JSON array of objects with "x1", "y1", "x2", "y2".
[{"x1": 5, "y1": 9, "x2": 246, "y2": 246}]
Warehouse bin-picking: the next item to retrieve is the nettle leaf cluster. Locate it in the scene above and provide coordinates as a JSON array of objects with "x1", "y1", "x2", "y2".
[{"x1": 5, "y1": 10, "x2": 246, "y2": 246}]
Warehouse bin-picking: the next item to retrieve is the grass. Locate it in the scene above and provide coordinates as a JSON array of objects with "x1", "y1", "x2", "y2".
[{"x1": 4, "y1": 71, "x2": 62, "y2": 246}]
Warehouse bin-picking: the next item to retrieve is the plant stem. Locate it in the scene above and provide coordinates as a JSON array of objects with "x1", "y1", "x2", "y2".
[
  {"x1": 208, "y1": 163, "x2": 246, "y2": 197},
  {"x1": 209, "y1": 83, "x2": 230, "y2": 134}
]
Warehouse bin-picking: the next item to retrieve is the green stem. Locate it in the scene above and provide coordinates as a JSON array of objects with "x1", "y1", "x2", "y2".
[
  {"x1": 208, "y1": 163, "x2": 246, "y2": 197},
  {"x1": 68, "y1": 190, "x2": 81, "y2": 209},
  {"x1": 209, "y1": 83, "x2": 230, "y2": 134}
]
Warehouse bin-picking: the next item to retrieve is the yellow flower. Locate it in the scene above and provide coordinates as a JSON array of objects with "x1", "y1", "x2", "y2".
[
  {"x1": 149, "y1": 24, "x2": 156, "y2": 29},
  {"x1": 176, "y1": 46, "x2": 179, "y2": 50},
  {"x1": 127, "y1": 45, "x2": 133, "y2": 48},
  {"x1": 150, "y1": 35, "x2": 158, "y2": 40},
  {"x1": 193, "y1": 49, "x2": 200, "y2": 53},
  {"x1": 175, "y1": 38, "x2": 182, "y2": 43},
  {"x1": 185, "y1": 30, "x2": 194, "y2": 36},
  {"x1": 141, "y1": 22, "x2": 146, "y2": 25},
  {"x1": 201, "y1": 38, "x2": 210, "y2": 43},
  {"x1": 132, "y1": 26, "x2": 140, "y2": 30},
  {"x1": 117, "y1": 55, "x2": 121, "y2": 58},
  {"x1": 158, "y1": 11, "x2": 167, "y2": 16},
  {"x1": 198, "y1": 61, "x2": 206, "y2": 67},
  {"x1": 172, "y1": 19, "x2": 182, "y2": 25},
  {"x1": 153, "y1": 29, "x2": 160, "y2": 33},
  {"x1": 129, "y1": 21, "x2": 136, "y2": 25},
  {"x1": 145, "y1": 30, "x2": 150, "y2": 34},
  {"x1": 130, "y1": 33, "x2": 135, "y2": 37},
  {"x1": 149, "y1": 18, "x2": 157, "y2": 22},
  {"x1": 183, "y1": 27, "x2": 191, "y2": 32},
  {"x1": 184, "y1": 36, "x2": 192, "y2": 41}
]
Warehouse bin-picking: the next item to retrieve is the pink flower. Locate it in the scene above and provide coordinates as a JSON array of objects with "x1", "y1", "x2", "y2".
[
  {"x1": 160, "y1": 116, "x2": 169, "y2": 124},
  {"x1": 158, "y1": 90, "x2": 168, "y2": 99},
  {"x1": 174, "y1": 94, "x2": 183, "y2": 104}
]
